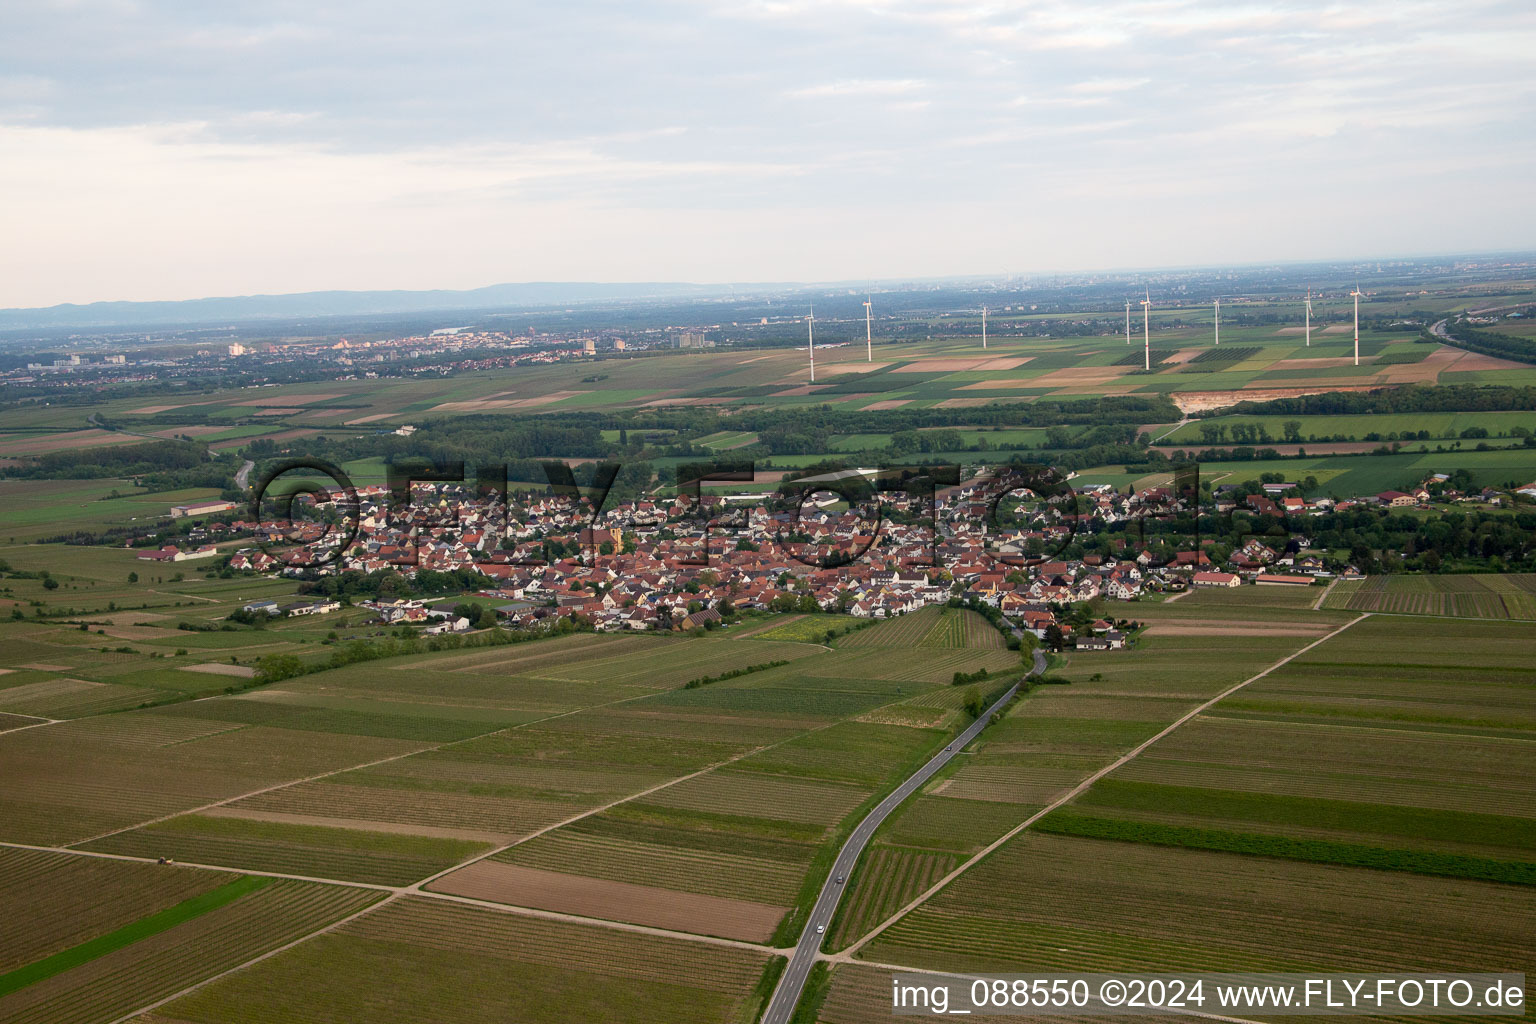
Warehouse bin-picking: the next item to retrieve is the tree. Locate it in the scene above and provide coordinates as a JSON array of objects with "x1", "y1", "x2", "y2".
[
  {"x1": 962, "y1": 686, "x2": 985, "y2": 718},
  {"x1": 127, "y1": 571, "x2": 139, "y2": 583},
  {"x1": 43, "y1": 577, "x2": 59, "y2": 590},
  {"x1": 1043, "y1": 623, "x2": 1067, "y2": 652}
]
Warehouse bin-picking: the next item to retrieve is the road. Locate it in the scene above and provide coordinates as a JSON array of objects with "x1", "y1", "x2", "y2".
[{"x1": 760, "y1": 681, "x2": 1021, "y2": 1024}]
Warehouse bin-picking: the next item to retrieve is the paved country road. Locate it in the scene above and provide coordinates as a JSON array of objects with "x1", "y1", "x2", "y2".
[{"x1": 760, "y1": 681, "x2": 1021, "y2": 1024}]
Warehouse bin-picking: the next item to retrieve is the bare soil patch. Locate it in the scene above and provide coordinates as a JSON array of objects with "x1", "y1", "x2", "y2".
[
  {"x1": 936, "y1": 397, "x2": 1005, "y2": 408},
  {"x1": 344, "y1": 413, "x2": 397, "y2": 425},
  {"x1": 0, "y1": 431, "x2": 136, "y2": 455},
  {"x1": 862, "y1": 399, "x2": 911, "y2": 410},
  {"x1": 19, "y1": 663, "x2": 72, "y2": 672},
  {"x1": 642, "y1": 396, "x2": 736, "y2": 406},
  {"x1": 181, "y1": 662, "x2": 257, "y2": 678},
  {"x1": 958, "y1": 379, "x2": 1037, "y2": 390},
  {"x1": 429, "y1": 860, "x2": 785, "y2": 942},
  {"x1": 1031, "y1": 367, "x2": 1126, "y2": 387},
  {"x1": 100, "y1": 625, "x2": 182, "y2": 641},
  {"x1": 1170, "y1": 385, "x2": 1385, "y2": 414},
  {"x1": 811, "y1": 362, "x2": 893, "y2": 375},
  {"x1": 201, "y1": 806, "x2": 507, "y2": 844},
  {"x1": 1271, "y1": 357, "x2": 1360, "y2": 369},
  {"x1": 888, "y1": 357, "x2": 1029, "y2": 373}
]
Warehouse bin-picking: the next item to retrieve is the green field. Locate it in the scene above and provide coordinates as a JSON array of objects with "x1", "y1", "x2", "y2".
[
  {"x1": 1324, "y1": 573, "x2": 1536, "y2": 619},
  {"x1": 811, "y1": 606, "x2": 1536, "y2": 1024}
]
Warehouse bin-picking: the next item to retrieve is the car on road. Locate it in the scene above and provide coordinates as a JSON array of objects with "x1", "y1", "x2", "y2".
[
  {"x1": 815, "y1": 924, "x2": 825, "y2": 934},
  {"x1": 836, "y1": 875, "x2": 845, "y2": 884}
]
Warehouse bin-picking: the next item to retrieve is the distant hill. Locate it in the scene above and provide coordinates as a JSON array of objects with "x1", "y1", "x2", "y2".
[{"x1": 0, "y1": 281, "x2": 765, "y2": 330}]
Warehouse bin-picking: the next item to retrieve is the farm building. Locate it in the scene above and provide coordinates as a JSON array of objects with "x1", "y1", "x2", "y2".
[
  {"x1": 136, "y1": 544, "x2": 219, "y2": 562},
  {"x1": 1191, "y1": 571, "x2": 1242, "y2": 588},
  {"x1": 1254, "y1": 574, "x2": 1315, "y2": 587},
  {"x1": 170, "y1": 499, "x2": 237, "y2": 518}
]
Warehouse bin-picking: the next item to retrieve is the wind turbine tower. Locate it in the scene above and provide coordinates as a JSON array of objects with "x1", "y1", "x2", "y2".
[
  {"x1": 981, "y1": 306, "x2": 988, "y2": 350},
  {"x1": 1350, "y1": 284, "x2": 1361, "y2": 366},
  {"x1": 863, "y1": 297, "x2": 872, "y2": 361},
  {"x1": 1125, "y1": 300, "x2": 1131, "y2": 345},
  {"x1": 1213, "y1": 298, "x2": 1220, "y2": 346},
  {"x1": 1305, "y1": 287, "x2": 1313, "y2": 348},
  {"x1": 807, "y1": 304, "x2": 816, "y2": 382},
  {"x1": 1141, "y1": 288, "x2": 1152, "y2": 371}
]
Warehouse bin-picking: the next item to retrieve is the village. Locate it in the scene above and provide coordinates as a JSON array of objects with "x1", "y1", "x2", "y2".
[{"x1": 110, "y1": 463, "x2": 1501, "y2": 652}]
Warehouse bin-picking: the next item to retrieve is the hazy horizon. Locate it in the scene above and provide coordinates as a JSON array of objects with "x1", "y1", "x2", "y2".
[{"x1": 4, "y1": 0, "x2": 1534, "y2": 308}]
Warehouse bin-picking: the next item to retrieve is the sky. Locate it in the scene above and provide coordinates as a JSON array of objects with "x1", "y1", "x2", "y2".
[{"x1": 2, "y1": 0, "x2": 1534, "y2": 308}]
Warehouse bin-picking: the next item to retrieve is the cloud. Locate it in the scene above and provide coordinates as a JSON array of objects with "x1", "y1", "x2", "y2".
[
  {"x1": 0, "y1": 0, "x2": 1533, "y2": 305},
  {"x1": 787, "y1": 78, "x2": 928, "y2": 99}
]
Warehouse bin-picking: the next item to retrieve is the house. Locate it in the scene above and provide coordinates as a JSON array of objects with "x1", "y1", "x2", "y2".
[
  {"x1": 1191, "y1": 571, "x2": 1242, "y2": 588},
  {"x1": 1074, "y1": 636, "x2": 1111, "y2": 651},
  {"x1": 279, "y1": 599, "x2": 341, "y2": 616},
  {"x1": 1376, "y1": 490, "x2": 1417, "y2": 508},
  {"x1": 679, "y1": 608, "x2": 723, "y2": 630}
]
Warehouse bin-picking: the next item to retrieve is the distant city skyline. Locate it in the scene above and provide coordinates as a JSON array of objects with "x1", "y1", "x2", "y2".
[{"x1": 2, "y1": 0, "x2": 1533, "y2": 308}]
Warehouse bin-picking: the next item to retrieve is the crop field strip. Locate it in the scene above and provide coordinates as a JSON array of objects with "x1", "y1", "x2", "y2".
[
  {"x1": 833, "y1": 610, "x2": 1533, "y2": 1021},
  {"x1": 0, "y1": 876, "x2": 382, "y2": 1024},
  {"x1": 1041, "y1": 614, "x2": 1536, "y2": 883},
  {"x1": 0, "y1": 848, "x2": 232, "y2": 977},
  {"x1": 75, "y1": 637, "x2": 849, "y2": 883},
  {"x1": 426, "y1": 685, "x2": 961, "y2": 939},
  {"x1": 131, "y1": 895, "x2": 779, "y2": 1024},
  {"x1": 828, "y1": 613, "x2": 1370, "y2": 962},
  {"x1": 826, "y1": 846, "x2": 959, "y2": 950},
  {"x1": 1326, "y1": 573, "x2": 1536, "y2": 619},
  {"x1": 3, "y1": 635, "x2": 890, "y2": 1019},
  {"x1": 858, "y1": 832, "x2": 1536, "y2": 977},
  {"x1": 38, "y1": 632, "x2": 817, "y2": 872}
]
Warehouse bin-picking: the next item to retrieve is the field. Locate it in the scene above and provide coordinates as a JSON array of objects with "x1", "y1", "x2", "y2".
[
  {"x1": 1325, "y1": 573, "x2": 1536, "y2": 619},
  {"x1": 128, "y1": 896, "x2": 779, "y2": 1024},
  {"x1": 803, "y1": 602, "x2": 1536, "y2": 1024},
  {"x1": 0, "y1": 848, "x2": 382, "y2": 1024},
  {"x1": 0, "y1": 608, "x2": 1030, "y2": 1019},
  {"x1": 839, "y1": 605, "x2": 1001, "y2": 649}
]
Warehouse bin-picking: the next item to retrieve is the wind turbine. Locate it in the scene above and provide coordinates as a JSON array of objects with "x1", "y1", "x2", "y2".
[
  {"x1": 1125, "y1": 300, "x2": 1131, "y2": 345},
  {"x1": 981, "y1": 306, "x2": 988, "y2": 350},
  {"x1": 863, "y1": 297, "x2": 873, "y2": 361},
  {"x1": 1141, "y1": 287, "x2": 1152, "y2": 371},
  {"x1": 1213, "y1": 298, "x2": 1220, "y2": 346},
  {"x1": 1304, "y1": 287, "x2": 1313, "y2": 348},
  {"x1": 807, "y1": 304, "x2": 816, "y2": 382},
  {"x1": 1350, "y1": 284, "x2": 1362, "y2": 366}
]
